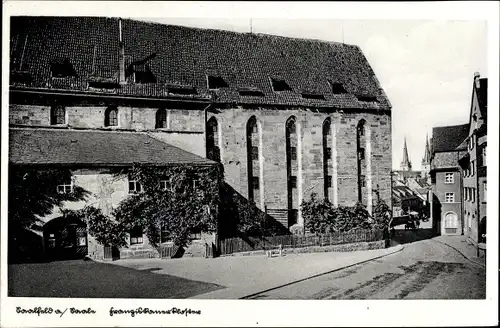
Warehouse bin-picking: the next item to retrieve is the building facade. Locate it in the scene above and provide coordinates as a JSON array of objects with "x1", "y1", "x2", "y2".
[
  {"x1": 458, "y1": 72, "x2": 487, "y2": 250},
  {"x1": 9, "y1": 17, "x2": 393, "y2": 259},
  {"x1": 430, "y1": 124, "x2": 469, "y2": 236}
]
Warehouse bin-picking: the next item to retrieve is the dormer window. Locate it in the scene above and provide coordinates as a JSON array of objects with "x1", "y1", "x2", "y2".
[
  {"x1": 356, "y1": 95, "x2": 379, "y2": 103},
  {"x1": 168, "y1": 86, "x2": 198, "y2": 95},
  {"x1": 270, "y1": 78, "x2": 292, "y2": 92},
  {"x1": 328, "y1": 81, "x2": 347, "y2": 94},
  {"x1": 130, "y1": 63, "x2": 156, "y2": 84},
  {"x1": 50, "y1": 59, "x2": 77, "y2": 78},
  {"x1": 207, "y1": 76, "x2": 228, "y2": 89},
  {"x1": 301, "y1": 93, "x2": 325, "y2": 100}
]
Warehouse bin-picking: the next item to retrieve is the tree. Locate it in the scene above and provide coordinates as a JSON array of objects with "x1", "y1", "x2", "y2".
[
  {"x1": 8, "y1": 165, "x2": 90, "y2": 230},
  {"x1": 112, "y1": 164, "x2": 222, "y2": 248}
]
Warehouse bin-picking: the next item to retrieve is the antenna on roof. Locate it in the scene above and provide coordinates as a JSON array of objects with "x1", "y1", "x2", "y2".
[{"x1": 20, "y1": 34, "x2": 28, "y2": 71}]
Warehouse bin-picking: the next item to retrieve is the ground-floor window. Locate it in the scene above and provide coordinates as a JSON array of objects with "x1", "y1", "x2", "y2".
[{"x1": 130, "y1": 226, "x2": 144, "y2": 245}]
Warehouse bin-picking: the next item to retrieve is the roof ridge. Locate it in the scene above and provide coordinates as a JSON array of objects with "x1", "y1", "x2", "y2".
[{"x1": 130, "y1": 17, "x2": 356, "y2": 47}]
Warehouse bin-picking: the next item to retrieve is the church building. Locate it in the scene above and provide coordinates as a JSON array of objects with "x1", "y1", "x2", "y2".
[{"x1": 9, "y1": 16, "x2": 393, "y2": 259}]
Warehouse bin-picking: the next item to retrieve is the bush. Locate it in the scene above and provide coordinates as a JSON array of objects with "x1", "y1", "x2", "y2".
[{"x1": 301, "y1": 193, "x2": 373, "y2": 234}]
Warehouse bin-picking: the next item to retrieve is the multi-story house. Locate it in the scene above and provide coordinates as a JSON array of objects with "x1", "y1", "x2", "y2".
[
  {"x1": 458, "y1": 72, "x2": 487, "y2": 253},
  {"x1": 9, "y1": 16, "x2": 393, "y2": 259},
  {"x1": 430, "y1": 124, "x2": 469, "y2": 235}
]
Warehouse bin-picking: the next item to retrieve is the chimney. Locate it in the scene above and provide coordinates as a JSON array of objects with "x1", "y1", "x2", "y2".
[
  {"x1": 118, "y1": 18, "x2": 126, "y2": 84},
  {"x1": 474, "y1": 71, "x2": 480, "y2": 89}
]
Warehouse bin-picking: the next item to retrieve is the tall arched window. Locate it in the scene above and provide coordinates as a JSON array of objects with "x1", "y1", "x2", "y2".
[
  {"x1": 206, "y1": 117, "x2": 220, "y2": 162},
  {"x1": 356, "y1": 119, "x2": 367, "y2": 203},
  {"x1": 155, "y1": 108, "x2": 167, "y2": 128},
  {"x1": 286, "y1": 116, "x2": 298, "y2": 226},
  {"x1": 104, "y1": 106, "x2": 118, "y2": 127},
  {"x1": 50, "y1": 105, "x2": 66, "y2": 125},
  {"x1": 247, "y1": 116, "x2": 259, "y2": 202},
  {"x1": 323, "y1": 118, "x2": 332, "y2": 200}
]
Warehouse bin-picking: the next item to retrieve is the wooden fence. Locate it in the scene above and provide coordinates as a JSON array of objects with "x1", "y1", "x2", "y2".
[{"x1": 219, "y1": 229, "x2": 383, "y2": 256}]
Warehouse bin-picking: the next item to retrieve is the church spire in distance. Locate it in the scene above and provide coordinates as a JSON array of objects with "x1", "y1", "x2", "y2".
[{"x1": 400, "y1": 136, "x2": 412, "y2": 171}]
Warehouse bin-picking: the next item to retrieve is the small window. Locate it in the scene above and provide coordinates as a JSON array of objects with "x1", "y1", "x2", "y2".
[
  {"x1": 445, "y1": 192, "x2": 455, "y2": 203},
  {"x1": 472, "y1": 188, "x2": 476, "y2": 203},
  {"x1": 192, "y1": 179, "x2": 199, "y2": 190},
  {"x1": 270, "y1": 78, "x2": 292, "y2": 92},
  {"x1": 290, "y1": 147, "x2": 297, "y2": 161},
  {"x1": 251, "y1": 146, "x2": 259, "y2": 160},
  {"x1": 156, "y1": 108, "x2": 167, "y2": 129},
  {"x1": 251, "y1": 124, "x2": 258, "y2": 134},
  {"x1": 168, "y1": 86, "x2": 197, "y2": 95},
  {"x1": 105, "y1": 106, "x2": 118, "y2": 127},
  {"x1": 128, "y1": 179, "x2": 143, "y2": 194},
  {"x1": 50, "y1": 59, "x2": 77, "y2": 78},
  {"x1": 356, "y1": 95, "x2": 379, "y2": 103},
  {"x1": 290, "y1": 176, "x2": 297, "y2": 189},
  {"x1": 463, "y1": 187, "x2": 467, "y2": 201},
  {"x1": 50, "y1": 105, "x2": 66, "y2": 125},
  {"x1": 482, "y1": 146, "x2": 486, "y2": 166},
  {"x1": 252, "y1": 177, "x2": 260, "y2": 190},
  {"x1": 57, "y1": 180, "x2": 73, "y2": 194},
  {"x1": 445, "y1": 173, "x2": 454, "y2": 184},
  {"x1": 301, "y1": 93, "x2": 325, "y2": 100},
  {"x1": 328, "y1": 81, "x2": 348, "y2": 94},
  {"x1": 211, "y1": 123, "x2": 218, "y2": 133},
  {"x1": 358, "y1": 148, "x2": 365, "y2": 160},
  {"x1": 326, "y1": 175, "x2": 332, "y2": 188},
  {"x1": 207, "y1": 76, "x2": 228, "y2": 89},
  {"x1": 325, "y1": 147, "x2": 332, "y2": 160},
  {"x1": 130, "y1": 226, "x2": 143, "y2": 245},
  {"x1": 160, "y1": 179, "x2": 171, "y2": 191},
  {"x1": 189, "y1": 228, "x2": 202, "y2": 240}
]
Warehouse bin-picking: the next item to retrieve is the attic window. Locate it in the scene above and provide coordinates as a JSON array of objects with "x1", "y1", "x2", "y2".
[
  {"x1": 89, "y1": 80, "x2": 121, "y2": 89},
  {"x1": 328, "y1": 81, "x2": 348, "y2": 94},
  {"x1": 239, "y1": 88, "x2": 264, "y2": 97},
  {"x1": 301, "y1": 93, "x2": 325, "y2": 100},
  {"x1": 356, "y1": 95, "x2": 379, "y2": 103},
  {"x1": 51, "y1": 59, "x2": 77, "y2": 78},
  {"x1": 270, "y1": 78, "x2": 292, "y2": 92},
  {"x1": 168, "y1": 86, "x2": 198, "y2": 95},
  {"x1": 131, "y1": 64, "x2": 157, "y2": 84},
  {"x1": 207, "y1": 76, "x2": 228, "y2": 89}
]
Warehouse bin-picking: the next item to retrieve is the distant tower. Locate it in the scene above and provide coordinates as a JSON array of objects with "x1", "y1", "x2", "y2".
[
  {"x1": 400, "y1": 137, "x2": 412, "y2": 174},
  {"x1": 421, "y1": 133, "x2": 431, "y2": 180}
]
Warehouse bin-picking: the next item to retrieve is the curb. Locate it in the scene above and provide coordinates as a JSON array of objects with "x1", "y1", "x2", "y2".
[
  {"x1": 432, "y1": 239, "x2": 486, "y2": 268},
  {"x1": 239, "y1": 244, "x2": 404, "y2": 299}
]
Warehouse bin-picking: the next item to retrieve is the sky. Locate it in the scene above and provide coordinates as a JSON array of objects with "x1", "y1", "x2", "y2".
[{"x1": 141, "y1": 17, "x2": 487, "y2": 170}]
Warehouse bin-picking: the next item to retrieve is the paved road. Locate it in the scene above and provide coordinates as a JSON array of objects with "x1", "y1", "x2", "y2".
[{"x1": 247, "y1": 238, "x2": 486, "y2": 299}]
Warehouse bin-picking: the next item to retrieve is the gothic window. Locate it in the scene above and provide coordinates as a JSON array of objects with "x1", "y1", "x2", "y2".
[
  {"x1": 156, "y1": 108, "x2": 167, "y2": 129},
  {"x1": 247, "y1": 116, "x2": 259, "y2": 202},
  {"x1": 356, "y1": 119, "x2": 367, "y2": 203},
  {"x1": 50, "y1": 105, "x2": 66, "y2": 125},
  {"x1": 323, "y1": 118, "x2": 332, "y2": 200},
  {"x1": 104, "y1": 106, "x2": 118, "y2": 127},
  {"x1": 206, "y1": 117, "x2": 220, "y2": 162}
]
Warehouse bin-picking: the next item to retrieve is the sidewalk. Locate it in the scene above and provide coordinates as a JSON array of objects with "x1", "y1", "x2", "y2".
[
  {"x1": 111, "y1": 244, "x2": 403, "y2": 299},
  {"x1": 433, "y1": 235, "x2": 486, "y2": 267}
]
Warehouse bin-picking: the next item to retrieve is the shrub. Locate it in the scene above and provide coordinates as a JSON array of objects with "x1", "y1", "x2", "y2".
[{"x1": 302, "y1": 193, "x2": 374, "y2": 234}]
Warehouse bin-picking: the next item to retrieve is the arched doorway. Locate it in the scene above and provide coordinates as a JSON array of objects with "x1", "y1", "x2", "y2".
[
  {"x1": 43, "y1": 216, "x2": 88, "y2": 260},
  {"x1": 443, "y1": 212, "x2": 459, "y2": 235}
]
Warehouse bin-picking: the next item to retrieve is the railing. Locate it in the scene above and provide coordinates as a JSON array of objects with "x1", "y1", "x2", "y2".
[
  {"x1": 159, "y1": 244, "x2": 180, "y2": 258},
  {"x1": 219, "y1": 229, "x2": 383, "y2": 256}
]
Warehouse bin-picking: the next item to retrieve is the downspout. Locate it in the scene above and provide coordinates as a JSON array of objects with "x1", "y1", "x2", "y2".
[
  {"x1": 203, "y1": 103, "x2": 212, "y2": 158},
  {"x1": 474, "y1": 132, "x2": 481, "y2": 255}
]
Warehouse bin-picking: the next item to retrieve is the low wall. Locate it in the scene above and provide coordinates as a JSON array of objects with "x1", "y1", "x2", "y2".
[{"x1": 221, "y1": 240, "x2": 386, "y2": 257}]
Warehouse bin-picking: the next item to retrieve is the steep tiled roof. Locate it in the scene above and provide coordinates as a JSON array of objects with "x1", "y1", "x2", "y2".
[
  {"x1": 9, "y1": 16, "x2": 390, "y2": 110},
  {"x1": 9, "y1": 128, "x2": 216, "y2": 166},
  {"x1": 477, "y1": 78, "x2": 488, "y2": 119},
  {"x1": 432, "y1": 124, "x2": 469, "y2": 153}
]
